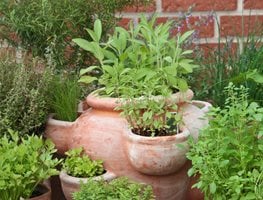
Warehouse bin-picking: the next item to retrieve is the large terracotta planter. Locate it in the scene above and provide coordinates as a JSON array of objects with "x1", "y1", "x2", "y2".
[
  {"x1": 124, "y1": 126, "x2": 190, "y2": 175},
  {"x1": 45, "y1": 89, "x2": 211, "y2": 200},
  {"x1": 59, "y1": 171, "x2": 116, "y2": 200}
]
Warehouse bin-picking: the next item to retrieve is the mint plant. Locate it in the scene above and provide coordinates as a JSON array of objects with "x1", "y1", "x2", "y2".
[
  {"x1": 74, "y1": 15, "x2": 198, "y2": 136},
  {"x1": 187, "y1": 83, "x2": 263, "y2": 199},
  {"x1": 73, "y1": 177, "x2": 154, "y2": 200},
  {"x1": 0, "y1": 130, "x2": 61, "y2": 200},
  {"x1": 63, "y1": 147, "x2": 104, "y2": 178}
]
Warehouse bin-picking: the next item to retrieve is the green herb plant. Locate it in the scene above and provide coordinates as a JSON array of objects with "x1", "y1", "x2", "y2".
[
  {"x1": 74, "y1": 15, "x2": 198, "y2": 136},
  {"x1": 0, "y1": 57, "x2": 53, "y2": 136},
  {"x1": 48, "y1": 73, "x2": 81, "y2": 121},
  {"x1": 0, "y1": 55, "x2": 16, "y2": 102},
  {"x1": 187, "y1": 83, "x2": 263, "y2": 199},
  {"x1": 73, "y1": 177, "x2": 155, "y2": 200},
  {"x1": 0, "y1": 0, "x2": 152, "y2": 70},
  {"x1": 190, "y1": 13, "x2": 263, "y2": 106},
  {"x1": 63, "y1": 147, "x2": 104, "y2": 178},
  {"x1": 0, "y1": 129, "x2": 61, "y2": 200}
]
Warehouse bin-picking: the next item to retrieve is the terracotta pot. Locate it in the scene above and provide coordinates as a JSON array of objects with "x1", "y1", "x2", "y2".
[
  {"x1": 45, "y1": 89, "x2": 211, "y2": 200},
  {"x1": 77, "y1": 100, "x2": 89, "y2": 116},
  {"x1": 179, "y1": 100, "x2": 212, "y2": 141},
  {"x1": 45, "y1": 100, "x2": 89, "y2": 154},
  {"x1": 44, "y1": 115, "x2": 74, "y2": 154},
  {"x1": 186, "y1": 174, "x2": 204, "y2": 200},
  {"x1": 124, "y1": 126, "x2": 190, "y2": 175},
  {"x1": 59, "y1": 171, "x2": 116, "y2": 200},
  {"x1": 28, "y1": 184, "x2": 51, "y2": 200}
]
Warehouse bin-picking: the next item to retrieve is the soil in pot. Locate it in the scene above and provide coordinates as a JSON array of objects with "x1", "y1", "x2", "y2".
[{"x1": 132, "y1": 126, "x2": 178, "y2": 137}]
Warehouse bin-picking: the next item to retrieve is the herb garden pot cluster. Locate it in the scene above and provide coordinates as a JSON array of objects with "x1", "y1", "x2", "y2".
[
  {"x1": 45, "y1": 90, "x2": 211, "y2": 200},
  {"x1": 45, "y1": 15, "x2": 213, "y2": 199}
]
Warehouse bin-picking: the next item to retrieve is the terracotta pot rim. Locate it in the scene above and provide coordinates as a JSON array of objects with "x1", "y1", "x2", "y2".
[
  {"x1": 191, "y1": 100, "x2": 212, "y2": 113},
  {"x1": 59, "y1": 170, "x2": 116, "y2": 184},
  {"x1": 125, "y1": 125, "x2": 190, "y2": 144},
  {"x1": 86, "y1": 89, "x2": 194, "y2": 111},
  {"x1": 46, "y1": 114, "x2": 75, "y2": 125},
  {"x1": 28, "y1": 184, "x2": 51, "y2": 200}
]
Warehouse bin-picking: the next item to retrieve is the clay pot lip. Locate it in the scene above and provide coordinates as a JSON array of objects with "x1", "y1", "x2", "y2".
[
  {"x1": 77, "y1": 100, "x2": 90, "y2": 115},
  {"x1": 86, "y1": 89, "x2": 194, "y2": 111},
  {"x1": 59, "y1": 170, "x2": 116, "y2": 184},
  {"x1": 86, "y1": 90, "x2": 121, "y2": 111},
  {"x1": 191, "y1": 100, "x2": 212, "y2": 113},
  {"x1": 125, "y1": 125, "x2": 190, "y2": 145},
  {"x1": 46, "y1": 114, "x2": 75, "y2": 126},
  {"x1": 27, "y1": 183, "x2": 51, "y2": 200}
]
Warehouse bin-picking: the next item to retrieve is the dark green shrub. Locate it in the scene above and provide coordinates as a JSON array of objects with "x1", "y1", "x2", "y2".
[
  {"x1": 0, "y1": 57, "x2": 53, "y2": 136},
  {"x1": 73, "y1": 177, "x2": 155, "y2": 200},
  {"x1": 0, "y1": 0, "x2": 152, "y2": 70}
]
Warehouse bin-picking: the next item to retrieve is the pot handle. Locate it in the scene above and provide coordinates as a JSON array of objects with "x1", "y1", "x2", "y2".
[{"x1": 192, "y1": 100, "x2": 212, "y2": 113}]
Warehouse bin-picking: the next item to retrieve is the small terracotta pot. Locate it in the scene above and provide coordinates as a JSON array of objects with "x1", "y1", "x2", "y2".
[
  {"x1": 44, "y1": 115, "x2": 74, "y2": 154},
  {"x1": 28, "y1": 184, "x2": 51, "y2": 200},
  {"x1": 124, "y1": 126, "x2": 190, "y2": 175},
  {"x1": 59, "y1": 171, "x2": 116, "y2": 200}
]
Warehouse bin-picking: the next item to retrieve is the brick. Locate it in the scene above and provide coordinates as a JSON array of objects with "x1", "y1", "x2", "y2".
[
  {"x1": 220, "y1": 15, "x2": 263, "y2": 37},
  {"x1": 117, "y1": 18, "x2": 133, "y2": 29},
  {"x1": 122, "y1": 1, "x2": 156, "y2": 12},
  {"x1": 244, "y1": 0, "x2": 263, "y2": 9},
  {"x1": 196, "y1": 42, "x2": 238, "y2": 58},
  {"x1": 156, "y1": 16, "x2": 214, "y2": 38},
  {"x1": 162, "y1": 0, "x2": 237, "y2": 12},
  {"x1": 180, "y1": 16, "x2": 214, "y2": 38}
]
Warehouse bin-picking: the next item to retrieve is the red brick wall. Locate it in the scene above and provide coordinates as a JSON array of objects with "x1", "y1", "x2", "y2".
[
  {"x1": 1, "y1": 0, "x2": 263, "y2": 57},
  {"x1": 118, "y1": 0, "x2": 263, "y2": 45}
]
